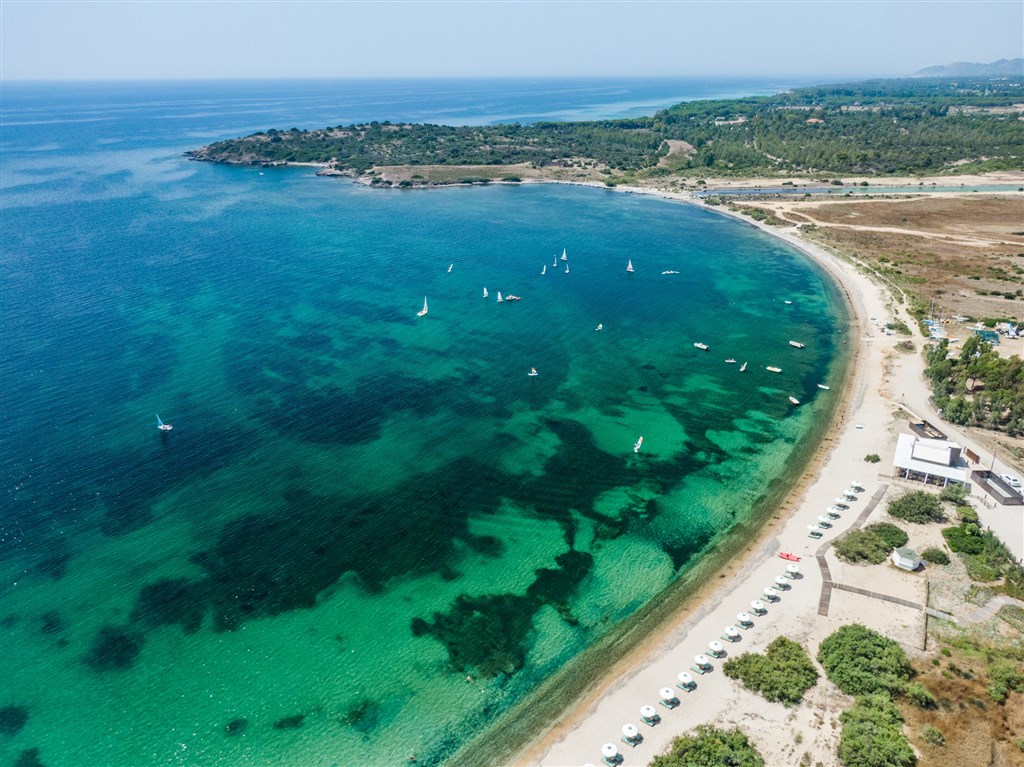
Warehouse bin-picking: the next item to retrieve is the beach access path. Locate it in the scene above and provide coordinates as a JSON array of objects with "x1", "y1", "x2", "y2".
[{"x1": 520, "y1": 193, "x2": 1016, "y2": 767}]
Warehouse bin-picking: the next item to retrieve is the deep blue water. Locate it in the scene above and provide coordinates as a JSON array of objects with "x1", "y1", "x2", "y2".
[{"x1": 1, "y1": 78, "x2": 845, "y2": 766}]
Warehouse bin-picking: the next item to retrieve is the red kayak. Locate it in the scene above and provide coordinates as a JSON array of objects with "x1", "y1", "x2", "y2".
[{"x1": 778, "y1": 552, "x2": 801, "y2": 562}]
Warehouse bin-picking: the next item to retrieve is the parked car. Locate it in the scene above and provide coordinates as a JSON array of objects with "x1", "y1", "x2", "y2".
[{"x1": 999, "y1": 473, "x2": 1022, "y2": 489}]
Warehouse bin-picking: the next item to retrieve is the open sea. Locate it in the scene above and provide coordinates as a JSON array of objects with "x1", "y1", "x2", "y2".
[{"x1": 1, "y1": 78, "x2": 848, "y2": 766}]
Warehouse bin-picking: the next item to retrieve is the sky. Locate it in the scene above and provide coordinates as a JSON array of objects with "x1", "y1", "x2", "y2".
[{"x1": 1, "y1": 1, "x2": 1022, "y2": 81}]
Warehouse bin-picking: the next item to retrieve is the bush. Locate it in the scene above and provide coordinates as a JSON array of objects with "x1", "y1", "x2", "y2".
[
  {"x1": 818, "y1": 625, "x2": 914, "y2": 697},
  {"x1": 723, "y1": 636, "x2": 820, "y2": 707},
  {"x1": 905, "y1": 681, "x2": 936, "y2": 708},
  {"x1": 940, "y1": 485, "x2": 969, "y2": 505},
  {"x1": 920, "y1": 547, "x2": 950, "y2": 565},
  {"x1": 651, "y1": 725, "x2": 764, "y2": 767},
  {"x1": 888, "y1": 490, "x2": 945, "y2": 523},
  {"x1": 986, "y1": 659, "x2": 1024, "y2": 703},
  {"x1": 955, "y1": 506, "x2": 979, "y2": 525},
  {"x1": 868, "y1": 522, "x2": 909, "y2": 550},
  {"x1": 838, "y1": 694, "x2": 915, "y2": 767},
  {"x1": 922, "y1": 724, "x2": 945, "y2": 746},
  {"x1": 864, "y1": 453, "x2": 881, "y2": 463},
  {"x1": 943, "y1": 525, "x2": 984, "y2": 554}
]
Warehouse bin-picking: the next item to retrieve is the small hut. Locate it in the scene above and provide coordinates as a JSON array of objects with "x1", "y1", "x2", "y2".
[{"x1": 891, "y1": 547, "x2": 921, "y2": 571}]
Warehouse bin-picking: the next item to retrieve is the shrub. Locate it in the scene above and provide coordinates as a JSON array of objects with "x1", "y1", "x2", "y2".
[
  {"x1": 986, "y1": 659, "x2": 1024, "y2": 703},
  {"x1": 867, "y1": 522, "x2": 909, "y2": 550},
  {"x1": 920, "y1": 547, "x2": 950, "y2": 565},
  {"x1": 940, "y1": 485, "x2": 969, "y2": 505},
  {"x1": 864, "y1": 453, "x2": 881, "y2": 463},
  {"x1": 723, "y1": 636, "x2": 819, "y2": 707},
  {"x1": 651, "y1": 725, "x2": 764, "y2": 767},
  {"x1": 922, "y1": 724, "x2": 945, "y2": 746},
  {"x1": 955, "y1": 506, "x2": 979, "y2": 524},
  {"x1": 838, "y1": 694, "x2": 915, "y2": 767},
  {"x1": 943, "y1": 525, "x2": 984, "y2": 554},
  {"x1": 818, "y1": 624, "x2": 913, "y2": 696},
  {"x1": 888, "y1": 490, "x2": 945, "y2": 523},
  {"x1": 905, "y1": 681, "x2": 936, "y2": 708}
]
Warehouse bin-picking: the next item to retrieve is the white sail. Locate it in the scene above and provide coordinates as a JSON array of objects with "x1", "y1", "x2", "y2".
[
  {"x1": 483, "y1": 287, "x2": 488, "y2": 298},
  {"x1": 541, "y1": 265, "x2": 546, "y2": 275},
  {"x1": 626, "y1": 259, "x2": 634, "y2": 273},
  {"x1": 417, "y1": 297, "x2": 428, "y2": 317},
  {"x1": 633, "y1": 436, "x2": 643, "y2": 453},
  {"x1": 447, "y1": 263, "x2": 453, "y2": 273},
  {"x1": 564, "y1": 264, "x2": 569, "y2": 274},
  {"x1": 497, "y1": 292, "x2": 503, "y2": 302},
  {"x1": 561, "y1": 248, "x2": 567, "y2": 261}
]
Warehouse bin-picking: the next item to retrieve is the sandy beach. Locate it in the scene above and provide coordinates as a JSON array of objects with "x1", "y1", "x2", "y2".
[{"x1": 510, "y1": 186, "x2": 1023, "y2": 767}]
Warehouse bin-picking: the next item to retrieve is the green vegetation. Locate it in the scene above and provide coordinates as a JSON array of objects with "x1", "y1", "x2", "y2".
[
  {"x1": 925, "y1": 336, "x2": 1024, "y2": 436},
  {"x1": 939, "y1": 484, "x2": 970, "y2": 505},
  {"x1": 987, "y1": 659, "x2": 1024, "y2": 703},
  {"x1": 887, "y1": 490, "x2": 945, "y2": 524},
  {"x1": 818, "y1": 624, "x2": 913, "y2": 697},
  {"x1": 921, "y1": 724, "x2": 945, "y2": 747},
  {"x1": 189, "y1": 77, "x2": 1024, "y2": 179},
  {"x1": 837, "y1": 694, "x2": 916, "y2": 767},
  {"x1": 942, "y1": 519, "x2": 1024, "y2": 597},
  {"x1": 651, "y1": 725, "x2": 764, "y2": 767},
  {"x1": 722, "y1": 636, "x2": 819, "y2": 706},
  {"x1": 904, "y1": 681, "x2": 936, "y2": 708},
  {"x1": 864, "y1": 453, "x2": 881, "y2": 463},
  {"x1": 834, "y1": 522, "x2": 908, "y2": 564},
  {"x1": 920, "y1": 547, "x2": 950, "y2": 565}
]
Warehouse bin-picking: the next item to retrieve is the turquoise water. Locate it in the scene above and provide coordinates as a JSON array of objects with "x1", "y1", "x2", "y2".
[{"x1": 1, "y1": 80, "x2": 845, "y2": 766}]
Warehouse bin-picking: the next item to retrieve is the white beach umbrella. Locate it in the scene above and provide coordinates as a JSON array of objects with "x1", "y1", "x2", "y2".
[
  {"x1": 834, "y1": 498, "x2": 849, "y2": 505},
  {"x1": 694, "y1": 653, "x2": 711, "y2": 666},
  {"x1": 786, "y1": 564, "x2": 800, "y2": 575},
  {"x1": 622, "y1": 723, "x2": 639, "y2": 739},
  {"x1": 751, "y1": 600, "x2": 767, "y2": 612},
  {"x1": 845, "y1": 486, "x2": 860, "y2": 495},
  {"x1": 774, "y1": 576, "x2": 789, "y2": 587},
  {"x1": 808, "y1": 524, "x2": 823, "y2": 532},
  {"x1": 737, "y1": 612, "x2": 753, "y2": 623},
  {"x1": 640, "y1": 704, "x2": 657, "y2": 719},
  {"x1": 850, "y1": 480, "x2": 864, "y2": 489},
  {"x1": 659, "y1": 687, "x2": 677, "y2": 701},
  {"x1": 818, "y1": 515, "x2": 833, "y2": 525},
  {"x1": 709, "y1": 640, "x2": 724, "y2": 654},
  {"x1": 601, "y1": 743, "x2": 619, "y2": 759},
  {"x1": 724, "y1": 626, "x2": 741, "y2": 638},
  {"x1": 677, "y1": 671, "x2": 694, "y2": 686},
  {"x1": 763, "y1": 587, "x2": 779, "y2": 599}
]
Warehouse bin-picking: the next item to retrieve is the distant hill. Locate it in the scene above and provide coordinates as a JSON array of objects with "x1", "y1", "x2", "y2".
[{"x1": 914, "y1": 59, "x2": 1024, "y2": 77}]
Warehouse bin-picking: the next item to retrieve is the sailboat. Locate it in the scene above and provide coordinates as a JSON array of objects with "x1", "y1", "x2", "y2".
[
  {"x1": 595, "y1": 323, "x2": 603, "y2": 331},
  {"x1": 564, "y1": 264, "x2": 569, "y2": 274},
  {"x1": 497, "y1": 292, "x2": 503, "y2": 303},
  {"x1": 483, "y1": 287, "x2": 488, "y2": 298},
  {"x1": 553, "y1": 255, "x2": 558, "y2": 267},
  {"x1": 633, "y1": 436, "x2": 643, "y2": 453},
  {"x1": 155, "y1": 414, "x2": 173, "y2": 432},
  {"x1": 739, "y1": 361, "x2": 747, "y2": 372},
  {"x1": 417, "y1": 297, "x2": 428, "y2": 317},
  {"x1": 447, "y1": 263, "x2": 453, "y2": 273},
  {"x1": 528, "y1": 367, "x2": 538, "y2": 377},
  {"x1": 561, "y1": 248, "x2": 568, "y2": 261},
  {"x1": 626, "y1": 259, "x2": 634, "y2": 273},
  {"x1": 541, "y1": 265, "x2": 547, "y2": 275}
]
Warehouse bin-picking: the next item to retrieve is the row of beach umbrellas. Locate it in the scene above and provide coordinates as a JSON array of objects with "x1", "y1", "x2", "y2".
[
  {"x1": 588, "y1": 562, "x2": 803, "y2": 766},
  {"x1": 808, "y1": 480, "x2": 864, "y2": 537}
]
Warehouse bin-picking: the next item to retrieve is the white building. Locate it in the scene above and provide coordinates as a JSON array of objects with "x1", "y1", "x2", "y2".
[
  {"x1": 892, "y1": 433, "x2": 970, "y2": 487},
  {"x1": 892, "y1": 547, "x2": 922, "y2": 571}
]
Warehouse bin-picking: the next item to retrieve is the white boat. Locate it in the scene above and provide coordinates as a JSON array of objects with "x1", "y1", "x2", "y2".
[
  {"x1": 528, "y1": 367, "x2": 538, "y2": 377},
  {"x1": 784, "y1": 300, "x2": 793, "y2": 305},
  {"x1": 788, "y1": 340, "x2": 805, "y2": 349},
  {"x1": 661, "y1": 270, "x2": 680, "y2": 275},
  {"x1": 595, "y1": 323, "x2": 603, "y2": 331},
  {"x1": 483, "y1": 287, "x2": 488, "y2": 298},
  {"x1": 739, "y1": 362, "x2": 747, "y2": 372},
  {"x1": 565, "y1": 264, "x2": 569, "y2": 274},
  {"x1": 561, "y1": 248, "x2": 568, "y2": 261},
  {"x1": 725, "y1": 358, "x2": 736, "y2": 363},
  {"x1": 447, "y1": 263, "x2": 453, "y2": 273},
  {"x1": 817, "y1": 384, "x2": 830, "y2": 390},
  {"x1": 417, "y1": 297, "x2": 428, "y2": 317},
  {"x1": 633, "y1": 436, "x2": 643, "y2": 453},
  {"x1": 788, "y1": 396, "x2": 800, "y2": 405},
  {"x1": 155, "y1": 414, "x2": 172, "y2": 432},
  {"x1": 694, "y1": 342, "x2": 709, "y2": 351},
  {"x1": 766, "y1": 366, "x2": 782, "y2": 373},
  {"x1": 626, "y1": 260, "x2": 634, "y2": 273},
  {"x1": 553, "y1": 255, "x2": 558, "y2": 267},
  {"x1": 497, "y1": 292, "x2": 503, "y2": 303},
  {"x1": 541, "y1": 265, "x2": 546, "y2": 275}
]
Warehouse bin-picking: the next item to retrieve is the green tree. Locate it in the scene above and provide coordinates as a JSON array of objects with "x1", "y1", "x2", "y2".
[
  {"x1": 837, "y1": 694, "x2": 916, "y2": 767},
  {"x1": 722, "y1": 636, "x2": 819, "y2": 706},
  {"x1": 818, "y1": 625, "x2": 914, "y2": 696},
  {"x1": 888, "y1": 491, "x2": 945, "y2": 523},
  {"x1": 652, "y1": 725, "x2": 764, "y2": 767}
]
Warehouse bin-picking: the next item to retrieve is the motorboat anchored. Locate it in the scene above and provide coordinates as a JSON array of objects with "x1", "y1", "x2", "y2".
[
  {"x1": 788, "y1": 396, "x2": 800, "y2": 405},
  {"x1": 766, "y1": 366, "x2": 782, "y2": 373},
  {"x1": 789, "y1": 340, "x2": 805, "y2": 349},
  {"x1": 633, "y1": 436, "x2": 643, "y2": 453},
  {"x1": 694, "y1": 342, "x2": 709, "y2": 351}
]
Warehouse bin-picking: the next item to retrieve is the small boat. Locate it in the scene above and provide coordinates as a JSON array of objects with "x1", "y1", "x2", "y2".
[
  {"x1": 541, "y1": 265, "x2": 546, "y2": 275},
  {"x1": 784, "y1": 300, "x2": 793, "y2": 305},
  {"x1": 561, "y1": 248, "x2": 568, "y2": 261},
  {"x1": 553, "y1": 255, "x2": 558, "y2": 267},
  {"x1": 788, "y1": 396, "x2": 800, "y2": 405},
  {"x1": 725, "y1": 359, "x2": 736, "y2": 364},
  {"x1": 817, "y1": 384, "x2": 830, "y2": 390},
  {"x1": 564, "y1": 264, "x2": 569, "y2": 274},
  {"x1": 626, "y1": 260, "x2": 634, "y2": 273},
  {"x1": 483, "y1": 287, "x2": 488, "y2": 298},
  {"x1": 497, "y1": 292, "x2": 503, "y2": 303},
  {"x1": 595, "y1": 323, "x2": 603, "y2": 331},
  {"x1": 789, "y1": 340, "x2": 805, "y2": 349},
  {"x1": 528, "y1": 367, "x2": 538, "y2": 377},
  {"x1": 778, "y1": 552, "x2": 801, "y2": 562},
  {"x1": 766, "y1": 366, "x2": 782, "y2": 373},
  {"x1": 447, "y1": 263, "x2": 453, "y2": 273},
  {"x1": 417, "y1": 297, "x2": 428, "y2": 317},
  {"x1": 505, "y1": 295, "x2": 521, "y2": 302},
  {"x1": 661, "y1": 270, "x2": 680, "y2": 275},
  {"x1": 633, "y1": 436, "x2": 643, "y2": 453},
  {"x1": 694, "y1": 342, "x2": 709, "y2": 351},
  {"x1": 155, "y1": 414, "x2": 172, "y2": 432},
  {"x1": 739, "y1": 362, "x2": 747, "y2": 372}
]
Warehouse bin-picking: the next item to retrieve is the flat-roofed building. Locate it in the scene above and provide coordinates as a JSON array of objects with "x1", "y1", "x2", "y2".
[{"x1": 892, "y1": 433, "x2": 969, "y2": 487}]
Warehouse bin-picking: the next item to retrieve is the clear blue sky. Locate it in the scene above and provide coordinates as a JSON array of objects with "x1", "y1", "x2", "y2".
[{"x1": 2, "y1": 0, "x2": 1021, "y2": 81}]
